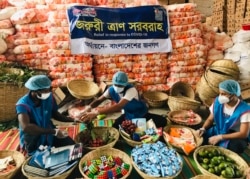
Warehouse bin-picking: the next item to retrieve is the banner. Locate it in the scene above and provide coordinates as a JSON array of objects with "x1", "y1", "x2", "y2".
[{"x1": 67, "y1": 5, "x2": 172, "y2": 55}]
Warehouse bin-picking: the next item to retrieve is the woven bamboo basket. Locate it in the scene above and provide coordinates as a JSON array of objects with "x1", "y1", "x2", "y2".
[
  {"x1": 67, "y1": 79, "x2": 100, "y2": 99},
  {"x1": 193, "y1": 145, "x2": 248, "y2": 179},
  {"x1": 168, "y1": 96, "x2": 201, "y2": 112},
  {"x1": 79, "y1": 148, "x2": 132, "y2": 179},
  {"x1": 190, "y1": 174, "x2": 220, "y2": 179},
  {"x1": 170, "y1": 81, "x2": 195, "y2": 99},
  {"x1": 167, "y1": 110, "x2": 202, "y2": 126},
  {"x1": 0, "y1": 150, "x2": 25, "y2": 179},
  {"x1": 119, "y1": 128, "x2": 143, "y2": 147},
  {"x1": 195, "y1": 75, "x2": 218, "y2": 107},
  {"x1": 163, "y1": 125, "x2": 203, "y2": 155},
  {"x1": 131, "y1": 149, "x2": 183, "y2": 179},
  {"x1": 75, "y1": 127, "x2": 119, "y2": 150},
  {"x1": 22, "y1": 157, "x2": 77, "y2": 179},
  {"x1": 205, "y1": 68, "x2": 238, "y2": 91},
  {"x1": 0, "y1": 82, "x2": 28, "y2": 122},
  {"x1": 142, "y1": 91, "x2": 168, "y2": 108},
  {"x1": 209, "y1": 59, "x2": 240, "y2": 78}
]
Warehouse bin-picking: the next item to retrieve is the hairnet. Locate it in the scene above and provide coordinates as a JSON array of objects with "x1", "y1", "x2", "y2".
[
  {"x1": 219, "y1": 79, "x2": 241, "y2": 96},
  {"x1": 112, "y1": 71, "x2": 128, "y2": 86},
  {"x1": 25, "y1": 75, "x2": 51, "y2": 91}
]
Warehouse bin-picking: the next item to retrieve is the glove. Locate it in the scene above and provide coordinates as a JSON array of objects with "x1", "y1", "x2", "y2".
[
  {"x1": 208, "y1": 135, "x2": 223, "y2": 145},
  {"x1": 80, "y1": 110, "x2": 99, "y2": 123},
  {"x1": 54, "y1": 129, "x2": 68, "y2": 139},
  {"x1": 195, "y1": 128, "x2": 206, "y2": 137}
]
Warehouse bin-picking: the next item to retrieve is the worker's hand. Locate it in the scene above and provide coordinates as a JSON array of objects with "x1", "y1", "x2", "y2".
[
  {"x1": 80, "y1": 111, "x2": 98, "y2": 123},
  {"x1": 195, "y1": 128, "x2": 206, "y2": 137},
  {"x1": 208, "y1": 135, "x2": 223, "y2": 145},
  {"x1": 54, "y1": 129, "x2": 68, "y2": 138}
]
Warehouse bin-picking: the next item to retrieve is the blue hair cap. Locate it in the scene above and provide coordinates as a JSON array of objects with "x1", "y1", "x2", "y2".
[
  {"x1": 219, "y1": 79, "x2": 241, "y2": 96},
  {"x1": 25, "y1": 75, "x2": 51, "y2": 90},
  {"x1": 112, "y1": 71, "x2": 128, "y2": 86}
]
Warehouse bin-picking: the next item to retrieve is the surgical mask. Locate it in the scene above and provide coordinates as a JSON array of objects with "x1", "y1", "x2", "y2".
[
  {"x1": 218, "y1": 95, "x2": 230, "y2": 104},
  {"x1": 37, "y1": 92, "x2": 51, "y2": 100},
  {"x1": 113, "y1": 85, "x2": 124, "y2": 93}
]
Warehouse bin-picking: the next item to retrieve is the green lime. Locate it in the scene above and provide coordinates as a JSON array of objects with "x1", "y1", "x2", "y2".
[
  {"x1": 208, "y1": 152, "x2": 214, "y2": 158},
  {"x1": 214, "y1": 166, "x2": 221, "y2": 175},
  {"x1": 201, "y1": 163, "x2": 209, "y2": 170},
  {"x1": 235, "y1": 169, "x2": 242, "y2": 178},
  {"x1": 198, "y1": 150, "x2": 207, "y2": 157},
  {"x1": 211, "y1": 156, "x2": 219, "y2": 165},
  {"x1": 208, "y1": 168, "x2": 215, "y2": 174},
  {"x1": 212, "y1": 148, "x2": 220, "y2": 156},
  {"x1": 218, "y1": 162, "x2": 227, "y2": 170},
  {"x1": 225, "y1": 167, "x2": 235, "y2": 178},
  {"x1": 203, "y1": 158, "x2": 210, "y2": 164},
  {"x1": 208, "y1": 163, "x2": 215, "y2": 168}
]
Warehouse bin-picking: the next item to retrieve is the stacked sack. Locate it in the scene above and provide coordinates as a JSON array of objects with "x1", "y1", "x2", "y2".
[
  {"x1": 11, "y1": 6, "x2": 49, "y2": 68},
  {"x1": 164, "y1": 3, "x2": 207, "y2": 89},
  {"x1": 0, "y1": 6, "x2": 22, "y2": 62},
  {"x1": 224, "y1": 29, "x2": 250, "y2": 85},
  {"x1": 206, "y1": 32, "x2": 233, "y2": 66},
  {"x1": 93, "y1": 54, "x2": 134, "y2": 83},
  {"x1": 45, "y1": 3, "x2": 94, "y2": 88},
  {"x1": 132, "y1": 53, "x2": 170, "y2": 93}
]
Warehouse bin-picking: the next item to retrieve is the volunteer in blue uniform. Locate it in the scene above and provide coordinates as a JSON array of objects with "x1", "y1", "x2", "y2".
[
  {"x1": 80, "y1": 71, "x2": 167, "y2": 129},
  {"x1": 197, "y1": 79, "x2": 250, "y2": 153},
  {"x1": 16, "y1": 75, "x2": 75, "y2": 156}
]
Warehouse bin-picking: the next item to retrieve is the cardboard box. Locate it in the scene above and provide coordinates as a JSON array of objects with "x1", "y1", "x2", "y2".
[{"x1": 53, "y1": 87, "x2": 66, "y2": 105}]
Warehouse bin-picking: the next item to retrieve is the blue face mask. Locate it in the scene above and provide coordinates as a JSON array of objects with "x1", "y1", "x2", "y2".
[{"x1": 113, "y1": 85, "x2": 124, "y2": 93}]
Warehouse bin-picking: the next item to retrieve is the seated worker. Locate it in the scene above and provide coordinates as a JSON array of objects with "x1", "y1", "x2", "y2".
[
  {"x1": 80, "y1": 71, "x2": 167, "y2": 129},
  {"x1": 196, "y1": 79, "x2": 250, "y2": 153},
  {"x1": 16, "y1": 75, "x2": 76, "y2": 156}
]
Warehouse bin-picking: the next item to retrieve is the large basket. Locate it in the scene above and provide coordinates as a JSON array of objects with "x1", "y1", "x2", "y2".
[
  {"x1": 22, "y1": 157, "x2": 77, "y2": 179},
  {"x1": 209, "y1": 59, "x2": 240, "y2": 79},
  {"x1": 0, "y1": 82, "x2": 28, "y2": 122},
  {"x1": 170, "y1": 81, "x2": 195, "y2": 99},
  {"x1": 167, "y1": 110, "x2": 202, "y2": 126},
  {"x1": 67, "y1": 79, "x2": 100, "y2": 99},
  {"x1": 0, "y1": 150, "x2": 25, "y2": 179},
  {"x1": 142, "y1": 91, "x2": 168, "y2": 108},
  {"x1": 193, "y1": 145, "x2": 248, "y2": 179},
  {"x1": 163, "y1": 125, "x2": 203, "y2": 155},
  {"x1": 119, "y1": 128, "x2": 143, "y2": 147},
  {"x1": 168, "y1": 96, "x2": 201, "y2": 112},
  {"x1": 79, "y1": 148, "x2": 132, "y2": 179},
  {"x1": 190, "y1": 174, "x2": 220, "y2": 179},
  {"x1": 75, "y1": 127, "x2": 119, "y2": 150}
]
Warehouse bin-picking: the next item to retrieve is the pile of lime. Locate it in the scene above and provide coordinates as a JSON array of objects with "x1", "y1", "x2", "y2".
[{"x1": 196, "y1": 148, "x2": 243, "y2": 178}]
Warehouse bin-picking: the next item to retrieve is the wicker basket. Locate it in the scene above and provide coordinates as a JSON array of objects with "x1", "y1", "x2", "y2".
[
  {"x1": 119, "y1": 128, "x2": 143, "y2": 147},
  {"x1": 170, "y1": 81, "x2": 195, "y2": 99},
  {"x1": 131, "y1": 149, "x2": 183, "y2": 179},
  {"x1": 163, "y1": 125, "x2": 203, "y2": 155},
  {"x1": 190, "y1": 174, "x2": 220, "y2": 179},
  {"x1": 0, "y1": 150, "x2": 25, "y2": 179},
  {"x1": 0, "y1": 82, "x2": 28, "y2": 122},
  {"x1": 79, "y1": 148, "x2": 132, "y2": 179},
  {"x1": 167, "y1": 110, "x2": 202, "y2": 126},
  {"x1": 193, "y1": 145, "x2": 248, "y2": 179},
  {"x1": 168, "y1": 96, "x2": 201, "y2": 112},
  {"x1": 22, "y1": 157, "x2": 77, "y2": 179},
  {"x1": 209, "y1": 59, "x2": 240, "y2": 79},
  {"x1": 142, "y1": 91, "x2": 168, "y2": 108},
  {"x1": 75, "y1": 127, "x2": 119, "y2": 150},
  {"x1": 67, "y1": 79, "x2": 100, "y2": 99}
]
